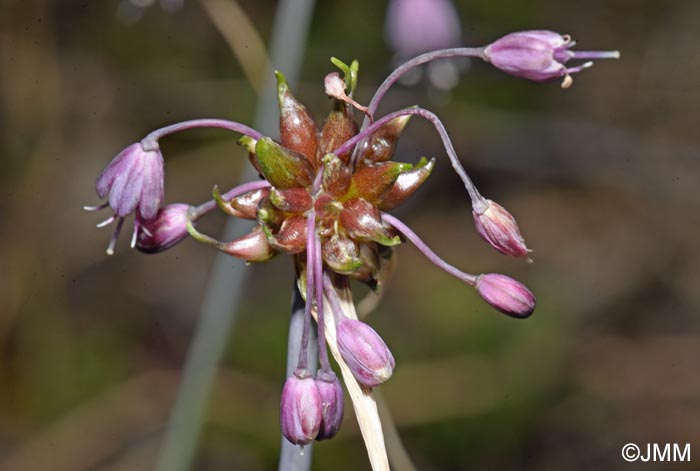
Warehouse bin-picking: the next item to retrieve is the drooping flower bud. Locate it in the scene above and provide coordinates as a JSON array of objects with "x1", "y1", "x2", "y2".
[
  {"x1": 336, "y1": 319, "x2": 395, "y2": 387},
  {"x1": 96, "y1": 141, "x2": 165, "y2": 220},
  {"x1": 280, "y1": 372, "x2": 322, "y2": 445},
  {"x1": 473, "y1": 199, "x2": 530, "y2": 258},
  {"x1": 484, "y1": 30, "x2": 620, "y2": 88},
  {"x1": 276, "y1": 71, "x2": 320, "y2": 163},
  {"x1": 136, "y1": 203, "x2": 190, "y2": 253},
  {"x1": 314, "y1": 371, "x2": 344, "y2": 441},
  {"x1": 474, "y1": 273, "x2": 536, "y2": 318}
]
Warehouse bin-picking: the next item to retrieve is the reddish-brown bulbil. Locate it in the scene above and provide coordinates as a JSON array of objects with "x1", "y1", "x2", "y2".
[{"x1": 229, "y1": 70, "x2": 433, "y2": 286}]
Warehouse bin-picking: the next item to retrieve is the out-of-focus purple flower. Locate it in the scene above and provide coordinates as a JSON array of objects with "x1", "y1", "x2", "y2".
[
  {"x1": 280, "y1": 372, "x2": 323, "y2": 445},
  {"x1": 136, "y1": 203, "x2": 190, "y2": 253},
  {"x1": 473, "y1": 199, "x2": 530, "y2": 258},
  {"x1": 96, "y1": 142, "x2": 164, "y2": 220},
  {"x1": 336, "y1": 319, "x2": 395, "y2": 387},
  {"x1": 385, "y1": 0, "x2": 464, "y2": 90},
  {"x1": 386, "y1": 0, "x2": 461, "y2": 57},
  {"x1": 475, "y1": 273, "x2": 536, "y2": 318},
  {"x1": 484, "y1": 30, "x2": 620, "y2": 88},
  {"x1": 117, "y1": 0, "x2": 184, "y2": 25},
  {"x1": 314, "y1": 371, "x2": 344, "y2": 441}
]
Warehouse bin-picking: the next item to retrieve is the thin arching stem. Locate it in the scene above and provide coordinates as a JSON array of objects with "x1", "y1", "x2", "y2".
[
  {"x1": 334, "y1": 107, "x2": 487, "y2": 212},
  {"x1": 322, "y1": 271, "x2": 346, "y2": 323},
  {"x1": 141, "y1": 118, "x2": 263, "y2": 150},
  {"x1": 364, "y1": 47, "x2": 486, "y2": 124},
  {"x1": 190, "y1": 180, "x2": 271, "y2": 219},
  {"x1": 382, "y1": 213, "x2": 478, "y2": 285}
]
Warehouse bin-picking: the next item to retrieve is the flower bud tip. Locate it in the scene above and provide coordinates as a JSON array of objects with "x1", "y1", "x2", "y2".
[
  {"x1": 337, "y1": 319, "x2": 395, "y2": 387},
  {"x1": 475, "y1": 273, "x2": 536, "y2": 318}
]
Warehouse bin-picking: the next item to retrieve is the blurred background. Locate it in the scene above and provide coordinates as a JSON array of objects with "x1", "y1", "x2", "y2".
[{"x1": 1, "y1": 0, "x2": 698, "y2": 469}]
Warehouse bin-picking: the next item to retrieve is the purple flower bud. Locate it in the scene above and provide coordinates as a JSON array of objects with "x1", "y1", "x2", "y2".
[
  {"x1": 135, "y1": 204, "x2": 190, "y2": 253},
  {"x1": 475, "y1": 273, "x2": 536, "y2": 318},
  {"x1": 336, "y1": 319, "x2": 395, "y2": 387},
  {"x1": 473, "y1": 199, "x2": 530, "y2": 258},
  {"x1": 96, "y1": 142, "x2": 165, "y2": 220},
  {"x1": 314, "y1": 371, "x2": 344, "y2": 441},
  {"x1": 484, "y1": 30, "x2": 620, "y2": 88},
  {"x1": 280, "y1": 372, "x2": 322, "y2": 445}
]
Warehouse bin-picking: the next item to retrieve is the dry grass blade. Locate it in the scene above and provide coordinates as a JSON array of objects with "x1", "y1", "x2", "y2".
[
  {"x1": 314, "y1": 279, "x2": 390, "y2": 471},
  {"x1": 200, "y1": 0, "x2": 271, "y2": 93}
]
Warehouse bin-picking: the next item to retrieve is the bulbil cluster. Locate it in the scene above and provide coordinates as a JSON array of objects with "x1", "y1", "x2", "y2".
[{"x1": 85, "y1": 31, "x2": 619, "y2": 449}]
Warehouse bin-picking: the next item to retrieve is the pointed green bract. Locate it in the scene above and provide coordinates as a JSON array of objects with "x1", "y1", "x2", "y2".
[
  {"x1": 378, "y1": 157, "x2": 435, "y2": 210},
  {"x1": 330, "y1": 57, "x2": 359, "y2": 95},
  {"x1": 255, "y1": 137, "x2": 314, "y2": 189}
]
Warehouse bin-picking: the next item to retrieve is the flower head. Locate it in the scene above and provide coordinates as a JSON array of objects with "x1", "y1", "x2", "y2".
[{"x1": 484, "y1": 30, "x2": 620, "y2": 88}]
